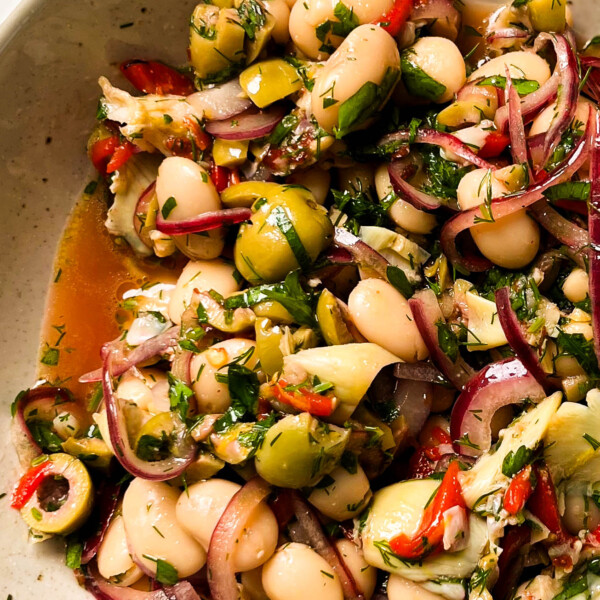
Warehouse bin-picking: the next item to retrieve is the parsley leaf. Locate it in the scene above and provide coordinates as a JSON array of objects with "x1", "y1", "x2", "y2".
[
  {"x1": 168, "y1": 373, "x2": 194, "y2": 421},
  {"x1": 214, "y1": 363, "x2": 260, "y2": 433},
  {"x1": 478, "y1": 75, "x2": 540, "y2": 96},
  {"x1": 401, "y1": 50, "x2": 446, "y2": 102},
  {"x1": 436, "y1": 321, "x2": 459, "y2": 363},
  {"x1": 556, "y1": 332, "x2": 600, "y2": 379},
  {"x1": 543, "y1": 181, "x2": 591, "y2": 202},
  {"x1": 65, "y1": 534, "x2": 83, "y2": 569},
  {"x1": 501, "y1": 445, "x2": 533, "y2": 478}
]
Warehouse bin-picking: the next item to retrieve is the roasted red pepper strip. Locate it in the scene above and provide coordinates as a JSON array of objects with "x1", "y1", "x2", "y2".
[
  {"x1": 210, "y1": 164, "x2": 232, "y2": 193},
  {"x1": 120, "y1": 59, "x2": 195, "y2": 96},
  {"x1": 90, "y1": 136, "x2": 138, "y2": 176},
  {"x1": 504, "y1": 465, "x2": 534, "y2": 515},
  {"x1": 527, "y1": 463, "x2": 570, "y2": 542},
  {"x1": 11, "y1": 459, "x2": 52, "y2": 510},
  {"x1": 273, "y1": 378, "x2": 336, "y2": 417},
  {"x1": 390, "y1": 461, "x2": 466, "y2": 559},
  {"x1": 373, "y1": 0, "x2": 412, "y2": 37},
  {"x1": 478, "y1": 132, "x2": 511, "y2": 158}
]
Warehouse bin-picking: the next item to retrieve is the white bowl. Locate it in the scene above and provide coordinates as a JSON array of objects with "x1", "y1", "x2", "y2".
[{"x1": 0, "y1": 0, "x2": 597, "y2": 597}]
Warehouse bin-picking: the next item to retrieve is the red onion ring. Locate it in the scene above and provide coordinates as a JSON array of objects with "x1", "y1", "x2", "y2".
[
  {"x1": 441, "y1": 112, "x2": 592, "y2": 272},
  {"x1": 494, "y1": 286, "x2": 559, "y2": 393},
  {"x1": 332, "y1": 227, "x2": 390, "y2": 280},
  {"x1": 11, "y1": 386, "x2": 73, "y2": 467},
  {"x1": 102, "y1": 346, "x2": 196, "y2": 480},
  {"x1": 171, "y1": 350, "x2": 193, "y2": 386},
  {"x1": 393, "y1": 361, "x2": 446, "y2": 384},
  {"x1": 205, "y1": 106, "x2": 285, "y2": 141},
  {"x1": 505, "y1": 67, "x2": 529, "y2": 167},
  {"x1": 411, "y1": 0, "x2": 458, "y2": 23},
  {"x1": 450, "y1": 357, "x2": 546, "y2": 457},
  {"x1": 535, "y1": 34, "x2": 579, "y2": 169},
  {"x1": 528, "y1": 200, "x2": 589, "y2": 251},
  {"x1": 207, "y1": 477, "x2": 272, "y2": 600},
  {"x1": 408, "y1": 289, "x2": 475, "y2": 390},
  {"x1": 155, "y1": 207, "x2": 251, "y2": 235},
  {"x1": 388, "y1": 161, "x2": 447, "y2": 211},
  {"x1": 379, "y1": 128, "x2": 495, "y2": 170},
  {"x1": 588, "y1": 111, "x2": 600, "y2": 366},
  {"x1": 487, "y1": 28, "x2": 529, "y2": 46},
  {"x1": 83, "y1": 566, "x2": 200, "y2": 600},
  {"x1": 133, "y1": 181, "x2": 157, "y2": 249},
  {"x1": 528, "y1": 132, "x2": 546, "y2": 172},
  {"x1": 580, "y1": 56, "x2": 600, "y2": 104},
  {"x1": 81, "y1": 480, "x2": 122, "y2": 565},
  {"x1": 288, "y1": 490, "x2": 365, "y2": 600},
  {"x1": 80, "y1": 326, "x2": 180, "y2": 384}
]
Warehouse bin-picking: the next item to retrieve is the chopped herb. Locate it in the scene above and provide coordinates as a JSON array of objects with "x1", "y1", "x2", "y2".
[
  {"x1": 120, "y1": 22, "x2": 134, "y2": 29},
  {"x1": 436, "y1": 321, "x2": 459, "y2": 363},
  {"x1": 84, "y1": 180, "x2": 98, "y2": 195},
  {"x1": 543, "y1": 181, "x2": 591, "y2": 203},
  {"x1": 478, "y1": 75, "x2": 539, "y2": 96},
  {"x1": 401, "y1": 51, "x2": 446, "y2": 102},
  {"x1": 267, "y1": 205, "x2": 312, "y2": 272},
  {"x1": 583, "y1": 433, "x2": 600, "y2": 451},
  {"x1": 161, "y1": 196, "x2": 177, "y2": 220},
  {"x1": 236, "y1": 0, "x2": 268, "y2": 41},
  {"x1": 142, "y1": 556, "x2": 179, "y2": 585},
  {"x1": 386, "y1": 266, "x2": 414, "y2": 298},
  {"x1": 557, "y1": 332, "x2": 600, "y2": 379},
  {"x1": 163, "y1": 114, "x2": 173, "y2": 124},
  {"x1": 502, "y1": 445, "x2": 533, "y2": 478},
  {"x1": 65, "y1": 534, "x2": 83, "y2": 569},
  {"x1": 41, "y1": 346, "x2": 60, "y2": 366},
  {"x1": 213, "y1": 363, "x2": 260, "y2": 433},
  {"x1": 168, "y1": 373, "x2": 194, "y2": 421},
  {"x1": 237, "y1": 413, "x2": 277, "y2": 458}
]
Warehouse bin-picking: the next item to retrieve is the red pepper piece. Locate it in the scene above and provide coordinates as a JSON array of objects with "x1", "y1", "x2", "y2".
[
  {"x1": 372, "y1": 0, "x2": 412, "y2": 37},
  {"x1": 90, "y1": 136, "x2": 138, "y2": 176},
  {"x1": 273, "y1": 378, "x2": 336, "y2": 417},
  {"x1": 120, "y1": 60, "x2": 195, "y2": 96},
  {"x1": 504, "y1": 465, "x2": 534, "y2": 515},
  {"x1": 390, "y1": 461, "x2": 466, "y2": 559},
  {"x1": 478, "y1": 132, "x2": 511, "y2": 158},
  {"x1": 11, "y1": 459, "x2": 53, "y2": 510}
]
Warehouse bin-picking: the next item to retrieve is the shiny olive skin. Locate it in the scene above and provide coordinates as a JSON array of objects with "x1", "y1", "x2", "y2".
[
  {"x1": 255, "y1": 413, "x2": 349, "y2": 488},
  {"x1": 234, "y1": 185, "x2": 333, "y2": 284}
]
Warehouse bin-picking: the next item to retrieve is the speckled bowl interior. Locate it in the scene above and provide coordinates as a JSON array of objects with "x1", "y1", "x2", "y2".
[{"x1": 0, "y1": 0, "x2": 597, "y2": 597}]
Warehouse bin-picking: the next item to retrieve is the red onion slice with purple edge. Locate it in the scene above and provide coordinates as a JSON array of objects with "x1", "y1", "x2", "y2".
[
  {"x1": 450, "y1": 357, "x2": 546, "y2": 457},
  {"x1": 494, "y1": 286, "x2": 559, "y2": 393},
  {"x1": 101, "y1": 346, "x2": 196, "y2": 480},
  {"x1": 528, "y1": 200, "x2": 590, "y2": 251},
  {"x1": 408, "y1": 289, "x2": 475, "y2": 390},
  {"x1": 155, "y1": 207, "x2": 251, "y2": 235},
  {"x1": 505, "y1": 67, "x2": 529, "y2": 167},
  {"x1": 207, "y1": 477, "x2": 272, "y2": 600},
  {"x1": 332, "y1": 227, "x2": 390, "y2": 280},
  {"x1": 205, "y1": 106, "x2": 285, "y2": 141}
]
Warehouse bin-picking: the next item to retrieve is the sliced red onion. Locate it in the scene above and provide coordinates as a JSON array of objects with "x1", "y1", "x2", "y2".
[
  {"x1": 207, "y1": 477, "x2": 272, "y2": 600},
  {"x1": 528, "y1": 200, "x2": 589, "y2": 251},
  {"x1": 155, "y1": 207, "x2": 251, "y2": 235},
  {"x1": 505, "y1": 67, "x2": 529, "y2": 167},
  {"x1": 133, "y1": 181, "x2": 157, "y2": 249},
  {"x1": 588, "y1": 111, "x2": 600, "y2": 366},
  {"x1": 190, "y1": 414, "x2": 221, "y2": 443},
  {"x1": 83, "y1": 566, "x2": 200, "y2": 600},
  {"x1": 408, "y1": 289, "x2": 475, "y2": 390},
  {"x1": 379, "y1": 128, "x2": 495, "y2": 170},
  {"x1": 80, "y1": 326, "x2": 180, "y2": 384},
  {"x1": 333, "y1": 227, "x2": 390, "y2": 280},
  {"x1": 205, "y1": 106, "x2": 285, "y2": 141},
  {"x1": 388, "y1": 161, "x2": 446, "y2": 211},
  {"x1": 580, "y1": 56, "x2": 600, "y2": 104},
  {"x1": 322, "y1": 245, "x2": 354, "y2": 266},
  {"x1": 393, "y1": 361, "x2": 446, "y2": 384},
  {"x1": 171, "y1": 349, "x2": 193, "y2": 386},
  {"x1": 487, "y1": 28, "x2": 529, "y2": 46},
  {"x1": 81, "y1": 480, "x2": 122, "y2": 564},
  {"x1": 528, "y1": 132, "x2": 546, "y2": 172},
  {"x1": 288, "y1": 490, "x2": 365, "y2": 600},
  {"x1": 441, "y1": 113, "x2": 592, "y2": 272},
  {"x1": 450, "y1": 357, "x2": 546, "y2": 457},
  {"x1": 535, "y1": 34, "x2": 579, "y2": 169},
  {"x1": 187, "y1": 80, "x2": 252, "y2": 122},
  {"x1": 102, "y1": 346, "x2": 196, "y2": 480},
  {"x1": 494, "y1": 287, "x2": 559, "y2": 393},
  {"x1": 11, "y1": 386, "x2": 72, "y2": 467}
]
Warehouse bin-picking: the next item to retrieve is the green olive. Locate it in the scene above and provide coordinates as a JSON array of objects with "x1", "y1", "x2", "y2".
[
  {"x1": 20, "y1": 453, "x2": 94, "y2": 535},
  {"x1": 255, "y1": 413, "x2": 349, "y2": 488},
  {"x1": 234, "y1": 185, "x2": 333, "y2": 284},
  {"x1": 316, "y1": 289, "x2": 353, "y2": 346},
  {"x1": 213, "y1": 138, "x2": 249, "y2": 167},
  {"x1": 240, "y1": 59, "x2": 303, "y2": 108},
  {"x1": 527, "y1": 0, "x2": 566, "y2": 32},
  {"x1": 253, "y1": 300, "x2": 295, "y2": 323},
  {"x1": 221, "y1": 181, "x2": 289, "y2": 208},
  {"x1": 134, "y1": 412, "x2": 187, "y2": 462},
  {"x1": 61, "y1": 437, "x2": 113, "y2": 470},
  {"x1": 183, "y1": 452, "x2": 225, "y2": 483},
  {"x1": 255, "y1": 317, "x2": 285, "y2": 377}
]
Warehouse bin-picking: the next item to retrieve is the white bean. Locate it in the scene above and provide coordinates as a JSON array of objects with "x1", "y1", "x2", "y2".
[
  {"x1": 311, "y1": 25, "x2": 400, "y2": 133},
  {"x1": 288, "y1": 167, "x2": 331, "y2": 205},
  {"x1": 457, "y1": 169, "x2": 540, "y2": 269},
  {"x1": 334, "y1": 540, "x2": 376, "y2": 600},
  {"x1": 530, "y1": 97, "x2": 594, "y2": 137},
  {"x1": 348, "y1": 278, "x2": 428, "y2": 362},
  {"x1": 387, "y1": 575, "x2": 445, "y2": 600},
  {"x1": 175, "y1": 479, "x2": 278, "y2": 572},
  {"x1": 241, "y1": 567, "x2": 269, "y2": 600},
  {"x1": 404, "y1": 37, "x2": 466, "y2": 104},
  {"x1": 265, "y1": 0, "x2": 291, "y2": 44},
  {"x1": 262, "y1": 543, "x2": 344, "y2": 600},
  {"x1": 168, "y1": 259, "x2": 242, "y2": 325},
  {"x1": 122, "y1": 478, "x2": 206, "y2": 578},
  {"x1": 562, "y1": 268, "x2": 590, "y2": 304},
  {"x1": 289, "y1": 0, "x2": 394, "y2": 60},
  {"x1": 374, "y1": 164, "x2": 437, "y2": 234},
  {"x1": 97, "y1": 515, "x2": 143, "y2": 587},
  {"x1": 563, "y1": 491, "x2": 600, "y2": 535},
  {"x1": 53, "y1": 411, "x2": 83, "y2": 441},
  {"x1": 190, "y1": 338, "x2": 258, "y2": 413},
  {"x1": 308, "y1": 465, "x2": 371, "y2": 520},
  {"x1": 469, "y1": 50, "x2": 551, "y2": 85}
]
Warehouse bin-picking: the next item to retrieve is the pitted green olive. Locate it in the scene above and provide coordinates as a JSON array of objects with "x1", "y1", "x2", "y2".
[
  {"x1": 240, "y1": 59, "x2": 303, "y2": 108},
  {"x1": 62, "y1": 437, "x2": 113, "y2": 470},
  {"x1": 255, "y1": 317, "x2": 285, "y2": 376},
  {"x1": 20, "y1": 453, "x2": 94, "y2": 535},
  {"x1": 134, "y1": 412, "x2": 187, "y2": 462},
  {"x1": 234, "y1": 185, "x2": 333, "y2": 284},
  {"x1": 255, "y1": 413, "x2": 349, "y2": 488},
  {"x1": 316, "y1": 289, "x2": 353, "y2": 346}
]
